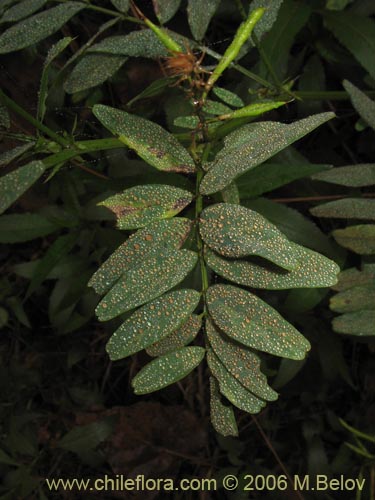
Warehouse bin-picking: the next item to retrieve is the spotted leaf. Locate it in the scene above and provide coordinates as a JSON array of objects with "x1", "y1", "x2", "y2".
[
  {"x1": 106, "y1": 290, "x2": 200, "y2": 360},
  {"x1": 99, "y1": 184, "x2": 193, "y2": 230},
  {"x1": 89, "y1": 218, "x2": 192, "y2": 295},
  {"x1": 96, "y1": 249, "x2": 198, "y2": 321},
  {"x1": 210, "y1": 377, "x2": 238, "y2": 437},
  {"x1": 207, "y1": 284, "x2": 310, "y2": 360},
  {"x1": 146, "y1": 314, "x2": 201, "y2": 357},
  {"x1": 93, "y1": 105, "x2": 196, "y2": 174},
  {"x1": 200, "y1": 113, "x2": 334, "y2": 194},
  {"x1": 311, "y1": 198, "x2": 375, "y2": 221},
  {"x1": 312, "y1": 164, "x2": 375, "y2": 188},
  {"x1": 132, "y1": 346, "x2": 205, "y2": 394},
  {"x1": 199, "y1": 203, "x2": 299, "y2": 271}
]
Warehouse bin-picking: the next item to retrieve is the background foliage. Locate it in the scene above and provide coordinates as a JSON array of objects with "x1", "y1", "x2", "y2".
[{"x1": 0, "y1": 0, "x2": 375, "y2": 498}]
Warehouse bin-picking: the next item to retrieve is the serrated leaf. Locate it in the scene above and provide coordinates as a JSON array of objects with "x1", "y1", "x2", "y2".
[
  {"x1": 89, "y1": 218, "x2": 192, "y2": 295},
  {"x1": 205, "y1": 244, "x2": 339, "y2": 290},
  {"x1": 0, "y1": 2, "x2": 84, "y2": 54},
  {"x1": 212, "y1": 87, "x2": 244, "y2": 108},
  {"x1": 311, "y1": 198, "x2": 375, "y2": 220},
  {"x1": 343, "y1": 80, "x2": 375, "y2": 131},
  {"x1": 330, "y1": 285, "x2": 375, "y2": 313},
  {"x1": 0, "y1": 160, "x2": 46, "y2": 214},
  {"x1": 132, "y1": 346, "x2": 205, "y2": 394},
  {"x1": 93, "y1": 105, "x2": 195, "y2": 174},
  {"x1": 0, "y1": 213, "x2": 59, "y2": 242},
  {"x1": 332, "y1": 267, "x2": 375, "y2": 292},
  {"x1": 210, "y1": 377, "x2": 238, "y2": 437},
  {"x1": 0, "y1": 143, "x2": 34, "y2": 166},
  {"x1": 153, "y1": 0, "x2": 181, "y2": 23},
  {"x1": 0, "y1": 0, "x2": 47, "y2": 23},
  {"x1": 207, "y1": 319, "x2": 277, "y2": 401},
  {"x1": 106, "y1": 290, "x2": 200, "y2": 359},
  {"x1": 325, "y1": 12, "x2": 375, "y2": 80},
  {"x1": 187, "y1": 0, "x2": 220, "y2": 40},
  {"x1": 200, "y1": 203, "x2": 299, "y2": 271},
  {"x1": 333, "y1": 225, "x2": 375, "y2": 254},
  {"x1": 99, "y1": 184, "x2": 193, "y2": 230},
  {"x1": 207, "y1": 350, "x2": 266, "y2": 413},
  {"x1": 312, "y1": 164, "x2": 375, "y2": 187},
  {"x1": 110, "y1": 0, "x2": 129, "y2": 13},
  {"x1": 237, "y1": 162, "x2": 330, "y2": 198},
  {"x1": 333, "y1": 310, "x2": 375, "y2": 336},
  {"x1": 146, "y1": 313, "x2": 201, "y2": 356},
  {"x1": 64, "y1": 54, "x2": 127, "y2": 94},
  {"x1": 200, "y1": 113, "x2": 334, "y2": 194},
  {"x1": 207, "y1": 284, "x2": 311, "y2": 359},
  {"x1": 96, "y1": 249, "x2": 198, "y2": 321}
]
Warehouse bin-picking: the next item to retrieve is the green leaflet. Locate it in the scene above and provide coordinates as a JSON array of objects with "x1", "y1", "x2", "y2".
[
  {"x1": 311, "y1": 198, "x2": 375, "y2": 221},
  {"x1": 0, "y1": 143, "x2": 35, "y2": 167},
  {"x1": 110, "y1": 0, "x2": 129, "y2": 13},
  {"x1": 209, "y1": 377, "x2": 238, "y2": 437},
  {"x1": 312, "y1": 163, "x2": 375, "y2": 187},
  {"x1": 343, "y1": 80, "x2": 375, "y2": 131},
  {"x1": 0, "y1": 213, "x2": 59, "y2": 243},
  {"x1": 0, "y1": 0, "x2": 47, "y2": 24},
  {"x1": 106, "y1": 290, "x2": 200, "y2": 360},
  {"x1": 154, "y1": 0, "x2": 181, "y2": 23},
  {"x1": 207, "y1": 284, "x2": 311, "y2": 360},
  {"x1": 250, "y1": 0, "x2": 284, "y2": 41},
  {"x1": 0, "y1": 2, "x2": 84, "y2": 54},
  {"x1": 146, "y1": 314, "x2": 201, "y2": 357},
  {"x1": 333, "y1": 311, "x2": 375, "y2": 336},
  {"x1": 132, "y1": 346, "x2": 205, "y2": 394},
  {"x1": 89, "y1": 218, "x2": 192, "y2": 295},
  {"x1": 64, "y1": 54, "x2": 127, "y2": 94},
  {"x1": 207, "y1": 350, "x2": 266, "y2": 413},
  {"x1": 221, "y1": 182, "x2": 240, "y2": 204},
  {"x1": 325, "y1": 12, "x2": 375, "y2": 80},
  {"x1": 205, "y1": 245, "x2": 339, "y2": 290},
  {"x1": 58, "y1": 418, "x2": 114, "y2": 454},
  {"x1": 199, "y1": 203, "x2": 299, "y2": 271},
  {"x1": 333, "y1": 225, "x2": 375, "y2": 254},
  {"x1": 95, "y1": 249, "x2": 198, "y2": 321},
  {"x1": 187, "y1": 0, "x2": 220, "y2": 40},
  {"x1": 237, "y1": 162, "x2": 330, "y2": 198},
  {"x1": 213, "y1": 87, "x2": 244, "y2": 108},
  {"x1": 93, "y1": 105, "x2": 196, "y2": 174},
  {"x1": 99, "y1": 184, "x2": 193, "y2": 230},
  {"x1": 330, "y1": 285, "x2": 375, "y2": 313},
  {"x1": 217, "y1": 101, "x2": 287, "y2": 120},
  {"x1": 332, "y1": 267, "x2": 375, "y2": 292},
  {"x1": 203, "y1": 100, "x2": 233, "y2": 116},
  {"x1": 199, "y1": 113, "x2": 335, "y2": 194},
  {"x1": 206, "y1": 319, "x2": 277, "y2": 401},
  {"x1": 0, "y1": 160, "x2": 46, "y2": 215}
]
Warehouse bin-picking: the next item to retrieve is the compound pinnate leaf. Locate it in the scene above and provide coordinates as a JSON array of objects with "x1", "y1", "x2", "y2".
[
  {"x1": 0, "y1": 213, "x2": 59, "y2": 243},
  {"x1": 207, "y1": 350, "x2": 266, "y2": 413},
  {"x1": 210, "y1": 377, "x2": 238, "y2": 437},
  {"x1": 207, "y1": 284, "x2": 310, "y2": 360},
  {"x1": 0, "y1": 0, "x2": 47, "y2": 24},
  {"x1": 312, "y1": 163, "x2": 375, "y2": 187},
  {"x1": 93, "y1": 105, "x2": 195, "y2": 174},
  {"x1": 0, "y1": 160, "x2": 46, "y2": 215},
  {"x1": 199, "y1": 203, "x2": 299, "y2": 271},
  {"x1": 206, "y1": 319, "x2": 278, "y2": 401},
  {"x1": 89, "y1": 218, "x2": 192, "y2": 295},
  {"x1": 330, "y1": 285, "x2": 375, "y2": 313},
  {"x1": 325, "y1": 12, "x2": 375, "y2": 81},
  {"x1": 311, "y1": 198, "x2": 375, "y2": 221},
  {"x1": 343, "y1": 81, "x2": 375, "y2": 131},
  {"x1": 333, "y1": 310, "x2": 375, "y2": 336},
  {"x1": 132, "y1": 346, "x2": 205, "y2": 394},
  {"x1": 99, "y1": 184, "x2": 193, "y2": 230},
  {"x1": 106, "y1": 289, "x2": 200, "y2": 360},
  {"x1": 205, "y1": 245, "x2": 339, "y2": 290},
  {"x1": 96, "y1": 249, "x2": 198, "y2": 321},
  {"x1": 333, "y1": 225, "x2": 375, "y2": 254},
  {"x1": 146, "y1": 314, "x2": 201, "y2": 357},
  {"x1": 187, "y1": 0, "x2": 220, "y2": 40},
  {"x1": 199, "y1": 113, "x2": 334, "y2": 194},
  {"x1": 0, "y1": 2, "x2": 84, "y2": 54},
  {"x1": 64, "y1": 54, "x2": 127, "y2": 94},
  {"x1": 153, "y1": 0, "x2": 181, "y2": 23}
]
